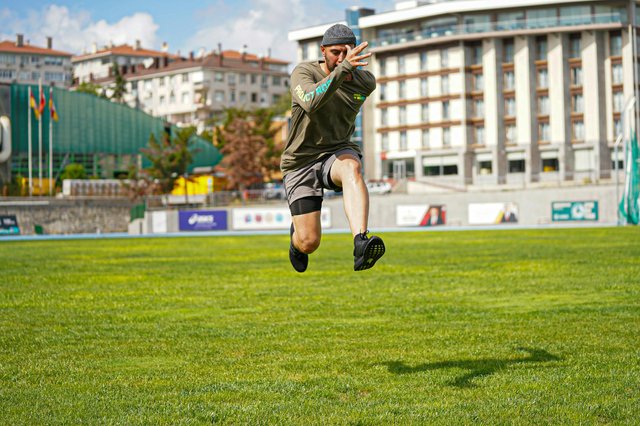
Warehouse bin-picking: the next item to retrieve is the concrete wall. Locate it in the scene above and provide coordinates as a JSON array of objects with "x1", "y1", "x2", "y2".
[
  {"x1": 0, "y1": 183, "x2": 619, "y2": 236},
  {"x1": 0, "y1": 198, "x2": 133, "y2": 235}
]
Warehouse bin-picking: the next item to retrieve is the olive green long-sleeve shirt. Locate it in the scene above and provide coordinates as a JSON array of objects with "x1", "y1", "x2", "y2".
[{"x1": 280, "y1": 59, "x2": 376, "y2": 175}]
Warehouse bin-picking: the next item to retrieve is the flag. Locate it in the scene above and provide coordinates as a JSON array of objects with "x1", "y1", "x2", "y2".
[
  {"x1": 39, "y1": 87, "x2": 46, "y2": 116},
  {"x1": 30, "y1": 90, "x2": 41, "y2": 120},
  {"x1": 49, "y1": 88, "x2": 59, "y2": 122}
]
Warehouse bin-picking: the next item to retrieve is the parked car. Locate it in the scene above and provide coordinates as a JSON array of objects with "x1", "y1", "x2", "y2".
[
  {"x1": 366, "y1": 180, "x2": 392, "y2": 195},
  {"x1": 263, "y1": 182, "x2": 286, "y2": 200}
]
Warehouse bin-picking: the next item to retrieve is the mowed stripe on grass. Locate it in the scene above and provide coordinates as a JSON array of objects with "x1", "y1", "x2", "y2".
[{"x1": 1, "y1": 227, "x2": 639, "y2": 424}]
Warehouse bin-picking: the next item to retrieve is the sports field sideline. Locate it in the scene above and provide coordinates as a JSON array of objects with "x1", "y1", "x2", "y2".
[{"x1": 1, "y1": 227, "x2": 638, "y2": 424}]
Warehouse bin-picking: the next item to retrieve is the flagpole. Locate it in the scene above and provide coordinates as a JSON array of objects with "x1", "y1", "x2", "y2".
[
  {"x1": 38, "y1": 79, "x2": 43, "y2": 196},
  {"x1": 28, "y1": 86, "x2": 33, "y2": 197},
  {"x1": 49, "y1": 87, "x2": 53, "y2": 196}
]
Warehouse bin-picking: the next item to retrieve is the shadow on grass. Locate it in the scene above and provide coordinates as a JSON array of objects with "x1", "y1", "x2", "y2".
[{"x1": 382, "y1": 347, "x2": 561, "y2": 388}]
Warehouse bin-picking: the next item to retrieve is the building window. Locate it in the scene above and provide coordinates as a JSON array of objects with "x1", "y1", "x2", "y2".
[
  {"x1": 400, "y1": 131, "x2": 408, "y2": 150},
  {"x1": 379, "y1": 58, "x2": 386, "y2": 77},
  {"x1": 503, "y1": 71, "x2": 515, "y2": 90},
  {"x1": 506, "y1": 124, "x2": 517, "y2": 144},
  {"x1": 475, "y1": 125, "x2": 485, "y2": 145},
  {"x1": 215, "y1": 72, "x2": 224, "y2": 82},
  {"x1": 230, "y1": 90, "x2": 236, "y2": 103},
  {"x1": 399, "y1": 106, "x2": 407, "y2": 124},
  {"x1": 381, "y1": 108, "x2": 388, "y2": 126},
  {"x1": 420, "y1": 78, "x2": 428, "y2": 97},
  {"x1": 381, "y1": 133, "x2": 389, "y2": 151},
  {"x1": 537, "y1": 68, "x2": 549, "y2": 88},
  {"x1": 301, "y1": 43, "x2": 308, "y2": 61},
  {"x1": 473, "y1": 73, "x2": 484, "y2": 91},
  {"x1": 250, "y1": 74, "x2": 257, "y2": 84},
  {"x1": 610, "y1": 32, "x2": 622, "y2": 56},
  {"x1": 471, "y1": 43, "x2": 482, "y2": 65},
  {"x1": 239, "y1": 73, "x2": 247, "y2": 84},
  {"x1": 571, "y1": 66, "x2": 583, "y2": 86},
  {"x1": 182, "y1": 73, "x2": 189, "y2": 82},
  {"x1": 613, "y1": 91, "x2": 624, "y2": 113},
  {"x1": 228, "y1": 73, "x2": 236, "y2": 84},
  {"x1": 538, "y1": 95, "x2": 550, "y2": 115},
  {"x1": 421, "y1": 103, "x2": 429, "y2": 122},
  {"x1": 542, "y1": 158, "x2": 559, "y2": 172},
  {"x1": 612, "y1": 63, "x2": 623, "y2": 85},
  {"x1": 536, "y1": 36, "x2": 548, "y2": 61},
  {"x1": 569, "y1": 34, "x2": 582, "y2": 59},
  {"x1": 505, "y1": 97, "x2": 516, "y2": 116},
  {"x1": 442, "y1": 101, "x2": 450, "y2": 120},
  {"x1": 474, "y1": 98, "x2": 484, "y2": 118},
  {"x1": 399, "y1": 81, "x2": 406, "y2": 98},
  {"x1": 159, "y1": 95, "x2": 165, "y2": 104},
  {"x1": 420, "y1": 51, "x2": 428, "y2": 70},
  {"x1": 159, "y1": 77, "x2": 165, "y2": 87},
  {"x1": 251, "y1": 93, "x2": 258, "y2": 102},
  {"x1": 572, "y1": 120, "x2": 585, "y2": 141},
  {"x1": 181, "y1": 92, "x2": 189, "y2": 104},
  {"x1": 503, "y1": 39, "x2": 515, "y2": 63},
  {"x1": 571, "y1": 93, "x2": 584, "y2": 113},
  {"x1": 214, "y1": 90, "x2": 225, "y2": 102},
  {"x1": 380, "y1": 83, "x2": 386, "y2": 101},
  {"x1": 539, "y1": 122, "x2": 550, "y2": 142},
  {"x1": 441, "y1": 75, "x2": 449, "y2": 94},
  {"x1": 273, "y1": 76, "x2": 281, "y2": 85},
  {"x1": 508, "y1": 159, "x2": 526, "y2": 173},
  {"x1": 443, "y1": 127, "x2": 451, "y2": 146},
  {"x1": 441, "y1": 49, "x2": 449, "y2": 68},
  {"x1": 398, "y1": 55, "x2": 406, "y2": 74},
  {"x1": 614, "y1": 118, "x2": 622, "y2": 136},
  {"x1": 422, "y1": 129, "x2": 430, "y2": 148},
  {"x1": 479, "y1": 159, "x2": 492, "y2": 175},
  {"x1": 239, "y1": 92, "x2": 247, "y2": 103}
]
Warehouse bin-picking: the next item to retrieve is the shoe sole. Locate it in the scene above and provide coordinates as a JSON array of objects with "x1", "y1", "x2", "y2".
[{"x1": 354, "y1": 237, "x2": 385, "y2": 271}]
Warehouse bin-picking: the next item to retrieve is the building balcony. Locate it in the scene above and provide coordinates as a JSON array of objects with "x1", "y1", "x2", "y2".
[{"x1": 369, "y1": 12, "x2": 626, "y2": 49}]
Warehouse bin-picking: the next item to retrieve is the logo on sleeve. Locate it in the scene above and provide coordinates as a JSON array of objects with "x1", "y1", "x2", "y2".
[{"x1": 353, "y1": 93, "x2": 366, "y2": 101}]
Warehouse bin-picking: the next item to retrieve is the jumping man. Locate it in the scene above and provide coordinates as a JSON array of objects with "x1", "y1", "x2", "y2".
[{"x1": 281, "y1": 24, "x2": 385, "y2": 272}]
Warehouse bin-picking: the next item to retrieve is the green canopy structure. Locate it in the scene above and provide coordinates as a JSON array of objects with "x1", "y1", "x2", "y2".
[{"x1": 619, "y1": 132, "x2": 640, "y2": 225}]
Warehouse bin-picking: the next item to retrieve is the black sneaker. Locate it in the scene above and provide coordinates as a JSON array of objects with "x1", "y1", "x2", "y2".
[
  {"x1": 289, "y1": 223, "x2": 308, "y2": 273},
  {"x1": 353, "y1": 232, "x2": 385, "y2": 271}
]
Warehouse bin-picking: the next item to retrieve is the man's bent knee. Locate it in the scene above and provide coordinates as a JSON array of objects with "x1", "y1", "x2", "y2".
[{"x1": 296, "y1": 232, "x2": 321, "y2": 254}]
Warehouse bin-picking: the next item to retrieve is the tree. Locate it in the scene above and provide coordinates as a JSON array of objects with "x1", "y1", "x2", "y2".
[
  {"x1": 75, "y1": 82, "x2": 102, "y2": 97},
  {"x1": 60, "y1": 163, "x2": 87, "y2": 180},
  {"x1": 110, "y1": 62, "x2": 127, "y2": 103},
  {"x1": 215, "y1": 108, "x2": 282, "y2": 188},
  {"x1": 219, "y1": 116, "x2": 268, "y2": 190}
]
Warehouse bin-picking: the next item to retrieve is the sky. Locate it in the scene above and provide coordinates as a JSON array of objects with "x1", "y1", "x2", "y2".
[{"x1": 0, "y1": 0, "x2": 393, "y2": 64}]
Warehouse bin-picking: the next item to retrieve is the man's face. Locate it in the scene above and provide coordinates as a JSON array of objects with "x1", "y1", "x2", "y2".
[{"x1": 321, "y1": 44, "x2": 354, "y2": 72}]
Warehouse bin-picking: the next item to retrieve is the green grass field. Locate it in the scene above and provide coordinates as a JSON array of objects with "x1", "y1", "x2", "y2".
[{"x1": 1, "y1": 227, "x2": 639, "y2": 424}]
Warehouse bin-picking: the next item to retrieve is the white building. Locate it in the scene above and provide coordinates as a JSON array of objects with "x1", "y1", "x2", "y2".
[
  {"x1": 289, "y1": 0, "x2": 637, "y2": 189},
  {"x1": 72, "y1": 45, "x2": 290, "y2": 129},
  {"x1": 72, "y1": 41, "x2": 179, "y2": 85},
  {"x1": 0, "y1": 34, "x2": 73, "y2": 87}
]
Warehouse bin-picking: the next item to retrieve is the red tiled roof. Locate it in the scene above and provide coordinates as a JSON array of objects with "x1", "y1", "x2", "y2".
[
  {"x1": 0, "y1": 40, "x2": 72, "y2": 57},
  {"x1": 221, "y1": 50, "x2": 288, "y2": 65},
  {"x1": 73, "y1": 44, "x2": 181, "y2": 62}
]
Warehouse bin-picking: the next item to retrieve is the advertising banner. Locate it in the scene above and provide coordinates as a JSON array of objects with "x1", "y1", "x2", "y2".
[
  {"x1": 179, "y1": 210, "x2": 228, "y2": 231},
  {"x1": 552, "y1": 201, "x2": 598, "y2": 221},
  {"x1": 232, "y1": 207, "x2": 331, "y2": 230},
  {"x1": 396, "y1": 205, "x2": 446, "y2": 226},
  {"x1": 0, "y1": 215, "x2": 20, "y2": 235},
  {"x1": 468, "y1": 202, "x2": 519, "y2": 225}
]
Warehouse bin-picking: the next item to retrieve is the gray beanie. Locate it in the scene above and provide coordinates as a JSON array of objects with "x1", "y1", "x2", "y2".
[{"x1": 321, "y1": 24, "x2": 356, "y2": 47}]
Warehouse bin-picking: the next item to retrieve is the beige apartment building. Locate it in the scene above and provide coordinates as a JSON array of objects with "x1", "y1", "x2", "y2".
[
  {"x1": 72, "y1": 44, "x2": 290, "y2": 129},
  {"x1": 0, "y1": 34, "x2": 73, "y2": 87},
  {"x1": 289, "y1": 0, "x2": 637, "y2": 189}
]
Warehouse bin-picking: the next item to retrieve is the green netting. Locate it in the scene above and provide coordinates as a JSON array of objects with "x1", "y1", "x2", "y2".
[
  {"x1": 619, "y1": 132, "x2": 640, "y2": 225},
  {"x1": 10, "y1": 84, "x2": 221, "y2": 177}
]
